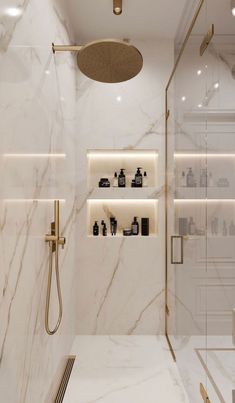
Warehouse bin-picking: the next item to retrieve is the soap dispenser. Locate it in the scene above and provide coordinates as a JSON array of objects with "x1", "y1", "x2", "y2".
[
  {"x1": 135, "y1": 167, "x2": 143, "y2": 187},
  {"x1": 131, "y1": 217, "x2": 139, "y2": 235},
  {"x1": 118, "y1": 169, "x2": 126, "y2": 187}
]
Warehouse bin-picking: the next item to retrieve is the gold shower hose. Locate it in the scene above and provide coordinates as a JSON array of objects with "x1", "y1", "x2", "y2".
[{"x1": 45, "y1": 200, "x2": 65, "y2": 335}]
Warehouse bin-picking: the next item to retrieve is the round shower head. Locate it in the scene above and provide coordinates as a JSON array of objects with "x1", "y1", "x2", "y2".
[{"x1": 77, "y1": 39, "x2": 143, "y2": 83}]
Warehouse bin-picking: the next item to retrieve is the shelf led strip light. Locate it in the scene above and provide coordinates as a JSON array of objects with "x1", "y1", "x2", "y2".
[
  {"x1": 3, "y1": 153, "x2": 66, "y2": 158},
  {"x1": 174, "y1": 153, "x2": 235, "y2": 158}
]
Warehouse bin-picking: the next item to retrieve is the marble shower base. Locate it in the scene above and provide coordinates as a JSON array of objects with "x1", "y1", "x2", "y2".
[{"x1": 63, "y1": 336, "x2": 189, "y2": 403}]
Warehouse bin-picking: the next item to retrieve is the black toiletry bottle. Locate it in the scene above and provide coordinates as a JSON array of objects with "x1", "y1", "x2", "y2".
[
  {"x1": 101, "y1": 220, "x2": 107, "y2": 236},
  {"x1": 93, "y1": 221, "x2": 99, "y2": 236},
  {"x1": 131, "y1": 217, "x2": 139, "y2": 235},
  {"x1": 135, "y1": 167, "x2": 143, "y2": 187},
  {"x1": 141, "y1": 218, "x2": 149, "y2": 236},
  {"x1": 110, "y1": 217, "x2": 117, "y2": 236},
  {"x1": 118, "y1": 169, "x2": 126, "y2": 187}
]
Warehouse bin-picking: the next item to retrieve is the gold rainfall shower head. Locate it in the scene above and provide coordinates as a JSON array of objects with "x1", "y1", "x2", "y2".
[{"x1": 52, "y1": 40, "x2": 143, "y2": 84}]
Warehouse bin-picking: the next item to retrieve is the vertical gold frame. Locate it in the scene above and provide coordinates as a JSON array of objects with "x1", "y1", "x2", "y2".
[{"x1": 164, "y1": 0, "x2": 206, "y2": 362}]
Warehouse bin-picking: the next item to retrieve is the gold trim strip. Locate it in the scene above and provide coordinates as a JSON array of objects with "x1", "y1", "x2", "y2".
[
  {"x1": 52, "y1": 43, "x2": 83, "y2": 53},
  {"x1": 54, "y1": 356, "x2": 76, "y2": 403},
  {"x1": 200, "y1": 24, "x2": 214, "y2": 56},
  {"x1": 196, "y1": 349, "x2": 226, "y2": 403},
  {"x1": 200, "y1": 383, "x2": 211, "y2": 403}
]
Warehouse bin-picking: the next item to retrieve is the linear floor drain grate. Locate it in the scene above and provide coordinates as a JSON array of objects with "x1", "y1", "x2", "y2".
[{"x1": 54, "y1": 356, "x2": 76, "y2": 403}]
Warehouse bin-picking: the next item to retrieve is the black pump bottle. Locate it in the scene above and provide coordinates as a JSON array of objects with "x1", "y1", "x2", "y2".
[
  {"x1": 118, "y1": 169, "x2": 126, "y2": 187},
  {"x1": 135, "y1": 167, "x2": 143, "y2": 187}
]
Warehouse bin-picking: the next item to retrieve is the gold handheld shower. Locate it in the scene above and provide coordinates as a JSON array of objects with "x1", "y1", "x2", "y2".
[
  {"x1": 45, "y1": 200, "x2": 66, "y2": 335},
  {"x1": 52, "y1": 40, "x2": 143, "y2": 83}
]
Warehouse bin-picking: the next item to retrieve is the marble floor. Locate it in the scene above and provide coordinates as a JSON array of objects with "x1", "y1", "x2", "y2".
[
  {"x1": 63, "y1": 336, "x2": 189, "y2": 403},
  {"x1": 173, "y1": 336, "x2": 235, "y2": 403}
]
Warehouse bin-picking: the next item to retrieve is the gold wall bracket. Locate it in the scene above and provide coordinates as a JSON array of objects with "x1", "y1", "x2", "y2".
[
  {"x1": 52, "y1": 43, "x2": 83, "y2": 53},
  {"x1": 200, "y1": 383, "x2": 211, "y2": 403},
  {"x1": 200, "y1": 24, "x2": 214, "y2": 56}
]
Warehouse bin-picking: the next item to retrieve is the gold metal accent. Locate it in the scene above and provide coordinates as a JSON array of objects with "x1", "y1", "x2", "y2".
[
  {"x1": 200, "y1": 383, "x2": 211, "y2": 403},
  {"x1": 52, "y1": 43, "x2": 83, "y2": 53},
  {"x1": 54, "y1": 356, "x2": 75, "y2": 403},
  {"x1": 113, "y1": 0, "x2": 122, "y2": 15},
  {"x1": 164, "y1": 0, "x2": 206, "y2": 362},
  {"x1": 45, "y1": 200, "x2": 66, "y2": 335},
  {"x1": 171, "y1": 235, "x2": 184, "y2": 264},
  {"x1": 77, "y1": 39, "x2": 143, "y2": 83},
  {"x1": 166, "y1": 304, "x2": 170, "y2": 315},
  {"x1": 200, "y1": 24, "x2": 214, "y2": 56}
]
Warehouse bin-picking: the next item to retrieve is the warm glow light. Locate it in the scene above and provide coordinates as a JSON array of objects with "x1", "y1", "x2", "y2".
[
  {"x1": 198, "y1": 104, "x2": 203, "y2": 108},
  {"x1": 232, "y1": 0, "x2": 235, "y2": 15},
  {"x1": 197, "y1": 70, "x2": 202, "y2": 75},
  {"x1": 3, "y1": 153, "x2": 66, "y2": 158},
  {"x1": 214, "y1": 82, "x2": 219, "y2": 89},
  {"x1": 4, "y1": 7, "x2": 22, "y2": 17},
  {"x1": 88, "y1": 199, "x2": 158, "y2": 204},
  {"x1": 3, "y1": 199, "x2": 66, "y2": 203},
  {"x1": 174, "y1": 153, "x2": 235, "y2": 158},
  {"x1": 174, "y1": 199, "x2": 235, "y2": 203},
  {"x1": 114, "y1": 7, "x2": 122, "y2": 14},
  {"x1": 232, "y1": 7, "x2": 235, "y2": 16},
  {"x1": 45, "y1": 69, "x2": 50, "y2": 75},
  {"x1": 87, "y1": 151, "x2": 158, "y2": 159},
  {"x1": 181, "y1": 96, "x2": 186, "y2": 102},
  {"x1": 116, "y1": 96, "x2": 122, "y2": 102}
]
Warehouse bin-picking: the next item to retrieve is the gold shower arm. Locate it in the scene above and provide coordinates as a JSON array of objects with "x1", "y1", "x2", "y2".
[{"x1": 52, "y1": 43, "x2": 83, "y2": 53}]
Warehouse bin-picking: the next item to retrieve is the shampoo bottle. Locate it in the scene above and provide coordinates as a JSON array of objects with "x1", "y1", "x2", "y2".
[
  {"x1": 131, "y1": 217, "x2": 139, "y2": 235},
  {"x1": 118, "y1": 169, "x2": 126, "y2": 187},
  {"x1": 101, "y1": 220, "x2": 107, "y2": 236},
  {"x1": 186, "y1": 168, "x2": 194, "y2": 187},
  {"x1": 93, "y1": 221, "x2": 99, "y2": 236}
]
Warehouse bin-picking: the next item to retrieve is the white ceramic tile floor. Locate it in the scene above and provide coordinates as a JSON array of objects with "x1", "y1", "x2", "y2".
[{"x1": 63, "y1": 336, "x2": 189, "y2": 403}]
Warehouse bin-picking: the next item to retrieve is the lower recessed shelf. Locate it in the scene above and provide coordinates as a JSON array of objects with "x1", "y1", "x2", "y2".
[{"x1": 87, "y1": 199, "x2": 158, "y2": 237}]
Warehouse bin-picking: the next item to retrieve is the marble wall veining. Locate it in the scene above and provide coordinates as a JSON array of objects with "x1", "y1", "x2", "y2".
[
  {"x1": 0, "y1": 1, "x2": 78, "y2": 402},
  {"x1": 74, "y1": 39, "x2": 174, "y2": 335}
]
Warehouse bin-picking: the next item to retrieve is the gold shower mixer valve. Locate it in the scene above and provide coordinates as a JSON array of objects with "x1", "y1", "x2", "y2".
[{"x1": 45, "y1": 201, "x2": 66, "y2": 252}]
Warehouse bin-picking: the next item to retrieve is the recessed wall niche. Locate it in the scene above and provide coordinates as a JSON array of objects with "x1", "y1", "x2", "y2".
[
  {"x1": 87, "y1": 199, "x2": 158, "y2": 237},
  {"x1": 87, "y1": 150, "x2": 158, "y2": 189}
]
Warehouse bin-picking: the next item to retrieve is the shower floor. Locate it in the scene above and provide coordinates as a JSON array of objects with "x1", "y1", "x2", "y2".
[{"x1": 63, "y1": 336, "x2": 189, "y2": 403}]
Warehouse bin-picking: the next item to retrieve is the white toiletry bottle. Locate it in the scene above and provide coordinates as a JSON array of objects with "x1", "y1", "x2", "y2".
[
  {"x1": 188, "y1": 217, "x2": 196, "y2": 235},
  {"x1": 143, "y1": 171, "x2": 148, "y2": 187},
  {"x1": 113, "y1": 172, "x2": 118, "y2": 187},
  {"x1": 180, "y1": 171, "x2": 187, "y2": 187},
  {"x1": 209, "y1": 172, "x2": 214, "y2": 187}
]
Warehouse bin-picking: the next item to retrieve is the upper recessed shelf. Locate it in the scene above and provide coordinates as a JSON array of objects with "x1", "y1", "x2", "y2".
[{"x1": 87, "y1": 149, "x2": 158, "y2": 189}]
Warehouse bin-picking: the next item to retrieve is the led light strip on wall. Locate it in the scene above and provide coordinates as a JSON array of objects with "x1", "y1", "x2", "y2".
[
  {"x1": 174, "y1": 153, "x2": 235, "y2": 158},
  {"x1": 3, "y1": 153, "x2": 66, "y2": 158},
  {"x1": 174, "y1": 199, "x2": 235, "y2": 203},
  {"x1": 87, "y1": 152, "x2": 158, "y2": 159},
  {"x1": 3, "y1": 199, "x2": 66, "y2": 203}
]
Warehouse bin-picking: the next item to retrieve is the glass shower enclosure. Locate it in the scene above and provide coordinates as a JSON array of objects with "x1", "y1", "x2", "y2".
[{"x1": 165, "y1": 0, "x2": 235, "y2": 402}]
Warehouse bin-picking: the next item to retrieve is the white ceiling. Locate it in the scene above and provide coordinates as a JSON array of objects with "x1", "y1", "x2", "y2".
[{"x1": 65, "y1": 0, "x2": 188, "y2": 42}]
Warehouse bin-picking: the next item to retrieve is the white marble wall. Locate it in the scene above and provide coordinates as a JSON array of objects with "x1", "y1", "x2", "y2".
[
  {"x1": 75, "y1": 39, "x2": 174, "y2": 335},
  {"x1": 0, "y1": 1, "x2": 78, "y2": 402}
]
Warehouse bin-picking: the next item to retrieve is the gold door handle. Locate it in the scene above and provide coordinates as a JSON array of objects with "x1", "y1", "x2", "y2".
[{"x1": 171, "y1": 235, "x2": 184, "y2": 264}]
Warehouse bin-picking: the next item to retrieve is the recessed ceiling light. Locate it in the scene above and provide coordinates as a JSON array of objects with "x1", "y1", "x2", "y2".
[
  {"x1": 116, "y1": 96, "x2": 122, "y2": 102},
  {"x1": 197, "y1": 70, "x2": 202, "y2": 75},
  {"x1": 198, "y1": 104, "x2": 202, "y2": 108},
  {"x1": 181, "y1": 96, "x2": 186, "y2": 102},
  {"x1": 214, "y1": 82, "x2": 219, "y2": 89},
  {"x1": 4, "y1": 7, "x2": 22, "y2": 17},
  {"x1": 113, "y1": 0, "x2": 122, "y2": 15},
  {"x1": 231, "y1": 0, "x2": 235, "y2": 15},
  {"x1": 45, "y1": 69, "x2": 50, "y2": 75}
]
